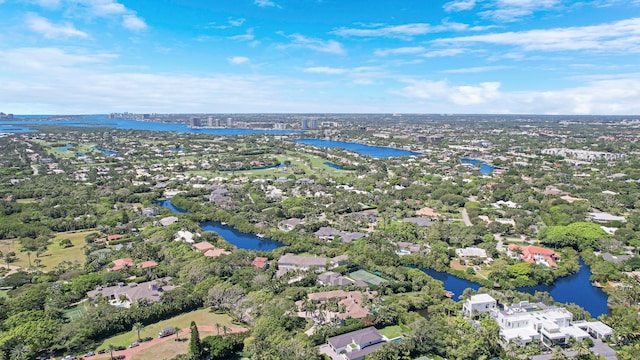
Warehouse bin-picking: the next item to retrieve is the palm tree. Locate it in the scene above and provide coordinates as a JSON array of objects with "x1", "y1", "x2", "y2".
[
  {"x1": 10, "y1": 344, "x2": 30, "y2": 360},
  {"x1": 215, "y1": 322, "x2": 220, "y2": 336},
  {"x1": 222, "y1": 325, "x2": 228, "y2": 336},
  {"x1": 174, "y1": 326, "x2": 182, "y2": 341},
  {"x1": 26, "y1": 251, "x2": 31, "y2": 268},
  {"x1": 132, "y1": 321, "x2": 144, "y2": 341},
  {"x1": 106, "y1": 344, "x2": 116, "y2": 360}
]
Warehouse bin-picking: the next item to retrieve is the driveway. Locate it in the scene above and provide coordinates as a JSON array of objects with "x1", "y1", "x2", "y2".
[{"x1": 461, "y1": 209, "x2": 473, "y2": 227}]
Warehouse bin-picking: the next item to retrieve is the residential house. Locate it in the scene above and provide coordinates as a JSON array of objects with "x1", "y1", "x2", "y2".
[
  {"x1": 204, "y1": 248, "x2": 232, "y2": 257},
  {"x1": 601, "y1": 252, "x2": 631, "y2": 263},
  {"x1": 251, "y1": 257, "x2": 269, "y2": 270},
  {"x1": 277, "y1": 253, "x2": 328, "y2": 273},
  {"x1": 507, "y1": 245, "x2": 561, "y2": 268},
  {"x1": 589, "y1": 212, "x2": 627, "y2": 223},
  {"x1": 463, "y1": 293, "x2": 498, "y2": 318},
  {"x1": 455, "y1": 247, "x2": 488, "y2": 260},
  {"x1": 158, "y1": 216, "x2": 179, "y2": 227},
  {"x1": 192, "y1": 241, "x2": 216, "y2": 253},
  {"x1": 87, "y1": 279, "x2": 175, "y2": 308},
  {"x1": 108, "y1": 258, "x2": 133, "y2": 272},
  {"x1": 278, "y1": 218, "x2": 305, "y2": 232},
  {"x1": 402, "y1": 217, "x2": 433, "y2": 227},
  {"x1": 327, "y1": 327, "x2": 385, "y2": 360}
]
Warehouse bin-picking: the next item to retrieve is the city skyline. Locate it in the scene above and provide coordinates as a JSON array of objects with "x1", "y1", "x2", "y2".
[{"x1": 1, "y1": 0, "x2": 640, "y2": 115}]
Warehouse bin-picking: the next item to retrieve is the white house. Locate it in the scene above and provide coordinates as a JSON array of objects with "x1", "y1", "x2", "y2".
[{"x1": 463, "y1": 294, "x2": 497, "y2": 318}]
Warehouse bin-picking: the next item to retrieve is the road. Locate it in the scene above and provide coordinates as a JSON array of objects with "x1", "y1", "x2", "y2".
[
  {"x1": 461, "y1": 208, "x2": 473, "y2": 227},
  {"x1": 89, "y1": 325, "x2": 248, "y2": 360}
]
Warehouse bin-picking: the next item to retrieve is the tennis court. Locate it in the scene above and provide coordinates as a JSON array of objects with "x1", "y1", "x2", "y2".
[{"x1": 348, "y1": 270, "x2": 388, "y2": 285}]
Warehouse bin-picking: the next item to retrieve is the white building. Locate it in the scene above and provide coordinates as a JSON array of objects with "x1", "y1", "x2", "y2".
[
  {"x1": 463, "y1": 294, "x2": 497, "y2": 318},
  {"x1": 463, "y1": 295, "x2": 611, "y2": 347}
]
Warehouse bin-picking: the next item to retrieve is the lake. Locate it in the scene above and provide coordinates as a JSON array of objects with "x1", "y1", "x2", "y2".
[
  {"x1": 420, "y1": 259, "x2": 608, "y2": 317},
  {"x1": 294, "y1": 138, "x2": 419, "y2": 158},
  {"x1": 459, "y1": 158, "x2": 497, "y2": 174},
  {"x1": 199, "y1": 221, "x2": 285, "y2": 251},
  {"x1": 156, "y1": 200, "x2": 284, "y2": 250},
  {"x1": 324, "y1": 161, "x2": 344, "y2": 170},
  {"x1": 0, "y1": 115, "x2": 294, "y2": 135},
  {"x1": 92, "y1": 145, "x2": 120, "y2": 155}
]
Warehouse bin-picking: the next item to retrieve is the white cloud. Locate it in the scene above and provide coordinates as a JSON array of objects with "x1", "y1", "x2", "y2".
[
  {"x1": 479, "y1": 0, "x2": 562, "y2": 22},
  {"x1": 255, "y1": 0, "x2": 277, "y2": 7},
  {"x1": 25, "y1": 13, "x2": 89, "y2": 39},
  {"x1": 435, "y1": 17, "x2": 640, "y2": 52},
  {"x1": 122, "y1": 14, "x2": 147, "y2": 31},
  {"x1": 421, "y1": 48, "x2": 467, "y2": 57},
  {"x1": 0, "y1": 47, "x2": 116, "y2": 71},
  {"x1": 444, "y1": 0, "x2": 477, "y2": 12},
  {"x1": 279, "y1": 33, "x2": 345, "y2": 54},
  {"x1": 304, "y1": 67, "x2": 347, "y2": 75},
  {"x1": 31, "y1": 0, "x2": 61, "y2": 9},
  {"x1": 229, "y1": 28, "x2": 255, "y2": 42},
  {"x1": 332, "y1": 21, "x2": 493, "y2": 39},
  {"x1": 397, "y1": 75, "x2": 640, "y2": 114},
  {"x1": 228, "y1": 18, "x2": 246, "y2": 27},
  {"x1": 375, "y1": 46, "x2": 426, "y2": 57},
  {"x1": 228, "y1": 56, "x2": 249, "y2": 65},
  {"x1": 62, "y1": 0, "x2": 148, "y2": 31},
  {"x1": 442, "y1": 65, "x2": 511, "y2": 73}
]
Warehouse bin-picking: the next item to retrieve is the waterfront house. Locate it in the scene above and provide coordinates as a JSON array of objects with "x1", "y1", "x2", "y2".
[{"x1": 507, "y1": 244, "x2": 560, "y2": 268}]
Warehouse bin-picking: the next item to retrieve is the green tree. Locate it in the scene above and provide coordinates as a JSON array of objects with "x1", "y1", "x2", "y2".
[{"x1": 188, "y1": 321, "x2": 203, "y2": 360}]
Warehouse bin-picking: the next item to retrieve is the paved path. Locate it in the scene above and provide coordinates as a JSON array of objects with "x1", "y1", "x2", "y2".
[
  {"x1": 90, "y1": 326, "x2": 248, "y2": 359},
  {"x1": 461, "y1": 208, "x2": 473, "y2": 227},
  {"x1": 0, "y1": 264, "x2": 22, "y2": 277}
]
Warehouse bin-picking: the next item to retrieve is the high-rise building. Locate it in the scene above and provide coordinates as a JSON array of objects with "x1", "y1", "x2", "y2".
[{"x1": 190, "y1": 117, "x2": 203, "y2": 127}]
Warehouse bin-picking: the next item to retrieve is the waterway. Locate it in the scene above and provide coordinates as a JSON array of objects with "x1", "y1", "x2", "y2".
[
  {"x1": 459, "y1": 158, "x2": 497, "y2": 174},
  {"x1": 420, "y1": 259, "x2": 608, "y2": 317},
  {"x1": 0, "y1": 115, "x2": 294, "y2": 135},
  {"x1": 199, "y1": 221, "x2": 285, "y2": 251},
  {"x1": 154, "y1": 199, "x2": 187, "y2": 214},
  {"x1": 157, "y1": 200, "x2": 284, "y2": 251},
  {"x1": 294, "y1": 138, "x2": 418, "y2": 158}
]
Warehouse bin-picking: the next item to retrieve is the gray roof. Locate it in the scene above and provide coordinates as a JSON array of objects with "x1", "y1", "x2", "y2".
[
  {"x1": 278, "y1": 253, "x2": 327, "y2": 268},
  {"x1": 601, "y1": 252, "x2": 631, "y2": 263},
  {"x1": 328, "y1": 327, "x2": 383, "y2": 350},
  {"x1": 315, "y1": 227, "x2": 341, "y2": 237},
  {"x1": 402, "y1": 217, "x2": 433, "y2": 227},
  {"x1": 340, "y1": 232, "x2": 366, "y2": 243},
  {"x1": 345, "y1": 342, "x2": 385, "y2": 360}
]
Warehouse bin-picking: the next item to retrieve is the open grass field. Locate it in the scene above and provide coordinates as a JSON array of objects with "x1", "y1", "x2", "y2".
[
  {"x1": 0, "y1": 230, "x2": 94, "y2": 270},
  {"x1": 96, "y1": 309, "x2": 235, "y2": 350},
  {"x1": 379, "y1": 324, "x2": 410, "y2": 340},
  {"x1": 131, "y1": 331, "x2": 215, "y2": 360},
  {"x1": 348, "y1": 270, "x2": 388, "y2": 285}
]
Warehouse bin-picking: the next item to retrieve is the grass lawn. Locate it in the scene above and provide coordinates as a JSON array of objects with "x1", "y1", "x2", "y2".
[
  {"x1": 96, "y1": 309, "x2": 235, "y2": 350},
  {"x1": 0, "y1": 289, "x2": 9, "y2": 298},
  {"x1": 379, "y1": 325, "x2": 410, "y2": 339},
  {"x1": 131, "y1": 331, "x2": 214, "y2": 360},
  {"x1": 15, "y1": 198, "x2": 38, "y2": 204},
  {"x1": 0, "y1": 230, "x2": 94, "y2": 270}
]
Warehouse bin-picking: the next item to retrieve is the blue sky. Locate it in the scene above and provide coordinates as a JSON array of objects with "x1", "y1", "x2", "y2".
[{"x1": 0, "y1": 0, "x2": 639, "y2": 115}]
